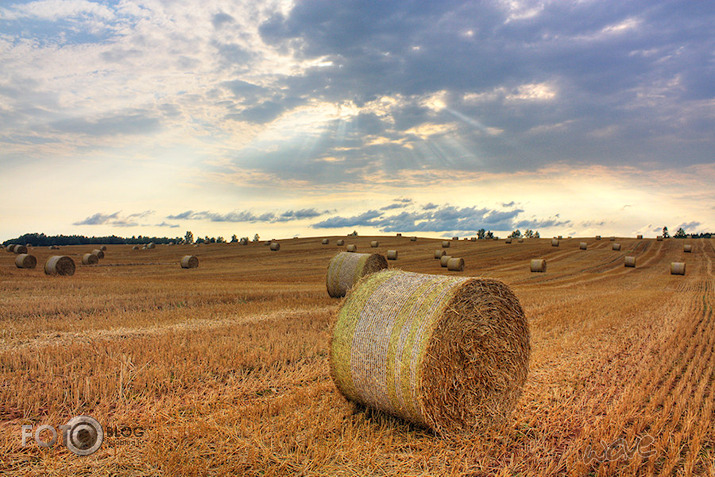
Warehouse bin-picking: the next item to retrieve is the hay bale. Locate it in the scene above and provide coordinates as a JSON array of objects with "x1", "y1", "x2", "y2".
[
  {"x1": 5, "y1": 245, "x2": 12, "y2": 252},
  {"x1": 92, "y1": 249, "x2": 104, "y2": 259},
  {"x1": 396, "y1": 233, "x2": 402, "y2": 237},
  {"x1": 434, "y1": 250, "x2": 445, "y2": 259},
  {"x1": 322, "y1": 238, "x2": 329, "y2": 245},
  {"x1": 386, "y1": 250, "x2": 398, "y2": 260},
  {"x1": 530, "y1": 259, "x2": 546, "y2": 273},
  {"x1": 557, "y1": 235, "x2": 563, "y2": 240},
  {"x1": 657, "y1": 235, "x2": 663, "y2": 241},
  {"x1": 15, "y1": 254, "x2": 37, "y2": 269},
  {"x1": 371, "y1": 241, "x2": 379, "y2": 248},
  {"x1": 447, "y1": 257, "x2": 464, "y2": 271},
  {"x1": 132, "y1": 245, "x2": 140, "y2": 250},
  {"x1": 181, "y1": 255, "x2": 199, "y2": 268},
  {"x1": 326, "y1": 252, "x2": 388, "y2": 298},
  {"x1": 410, "y1": 236, "x2": 417, "y2": 242},
  {"x1": 579, "y1": 242, "x2": 587, "y2": 250},
  {"x1": 612, "y1": 243, "x2": 621, "y2": 251},
  {"x1": 442, "y1": 241, "x2": 450, "y2": 248},
  {"x1": 684, "y1": 244, "x2": 692, "y2": 253},
  {"x1": 470, "y1": 237, "x2": 476, "y2": 242},
  {"x1": 147, "y1": 242, "x2": 155, "y2": 249},
  {"x1": 337, "y1": 239, "x2": 345, "y2": 246},
  {"x1": 505, "y1": 238, "x2": 512, "y2": 244},
  {"x1": 45, "y1": 256, "x2": 75, "y2": 276},
  {"x1": 240, "y1": 238, "x2": 248, "y2": 245},
  {"x1": 440, "y1": 255, "x2": 452, "y2": 267},
  {"x1": 100, "y1": 245, "x2": 107, "y2": 251},
  {"x1": 609, "y1": 236, "x2": 616, "y2": 241},
  {"x1": 270, "y1": 242, "x2": 280, "y2": 251},
  {"x1": 551, "y1": 239, "x2": 559, "y2": 247},
  {"x1": 625, "y1": 256, "x2": 636, "y2": 268},
  {"x1": 636, "y1": 235, "x2": 643, "y2": 239},
  {"x1": 595, "y1": 235, "x2": 602, "y2": 240},
  {"x1": 346, "y1": 244, "x2": 357, "y2": 253},
  {"x1": 82, "y1": 253, "x2": 99, "y2": 265},
  {"x1": 518, "y1": 238, "x2": 524, "y2": 243},
  {"x1": 330, "y1": 269, "x2": 530, "y2": 433},
  {"x1": 51, "y1": 245, "x2": 60, "y2": 250},
  {"x1": 670, "y1": 262, "x2": 686, "y2": 275},
  {"x1": 13, "y1": 245, "x2": 28, "y2": 254}
]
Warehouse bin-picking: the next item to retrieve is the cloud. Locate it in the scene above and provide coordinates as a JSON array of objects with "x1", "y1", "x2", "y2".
[
  {"x1": 380, "y1": 198, "x2": 413, "y2": 211},
  {"x1": 155, "y1": 221, "x2": 180, "y2": 228},
  {"x1": 676, "y1": 221, "x2": 701, "y2": 231},
  {"x1": 166, "y1": 208, "x2": 326, "y2": 223},
  {"x1": 73, "y1": 210, "x2": 155, "y2": 227}
]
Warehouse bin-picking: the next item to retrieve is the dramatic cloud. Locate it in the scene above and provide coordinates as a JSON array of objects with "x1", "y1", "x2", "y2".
[
  {"x1": 166, "y1": 208, "x2": 325, "y2": 223},
  {"x1": 73, "y1": 210, "x2": 155, "y2": 227}
]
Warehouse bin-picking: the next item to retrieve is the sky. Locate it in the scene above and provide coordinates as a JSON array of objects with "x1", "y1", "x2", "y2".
[{"x1": 1, "y1": 0, "x2": 713, "y2": 241}]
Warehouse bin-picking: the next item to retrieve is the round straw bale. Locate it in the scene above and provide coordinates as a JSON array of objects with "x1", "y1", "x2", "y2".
[
  {"x1": 434, "y1": 250, "x2": 445, "y2": 259},
  {"x1": 322, "y1": 238, "x2": 329, "y2": 245},
  {"x1": 240, "y1": 238, "x2": 248, "y2": 245},
  {"x1": 625, "y1": 256, "x2": 636, "y2": 268},
  {"x1": 440, "y1": 255, "x2": 452, "y2": 267},
  {"x1": 396, "y1": 233, "x2": 402, "y2": 237},
  {"x1": 684, "y1": 244, "x2": 692, "y2": 253},
  {"x1": 13, "y1": 245, "x2": 28, "y2": 254},
  {"x1": 82, "y1": 253, "x2": 98, "y2": 265},
  {"x1": 636, "y1": 234, "x2": 643, "y2": 239},
  {"x1": 270, "y1": 242, "x2": 280, "y2": 251},
  {"x1": 92, "y1": 249, "x2": 104, "y2": 259},
  {"x1": 371, "y1": 241, "x2": 379, "y2": 248},
  {"x1": 557, "y1": 235, "x2": 563, "y2": 240},
  {"x1": 609, "y1": 236, "x2": 616, "y2": 241},
  {"x1": 181, "y1": 255, "x2": 199, "y2": 268},
  {"x1": 132, "y1": 245, "x2": 140, "y2": 250},
  {"x1": 346, "y1": 244, "x2": 357, "y2": 252},
  {"x1": 147, "y1": 242, "x2": 155, "y2": 249},
  {"x1": 100, "y1": 245, "x2": 107, "y2": 251},
  {"x1": 337, "y1": 239, "x2": 345, "y2": 246},
  {"x1": 470, "y1": 237, "x2": 477, "y2": 242},
  {"x1": 386, "y1": 250, "x2": 398, "y2": 260},
  {"x1": 518, "y1": 238, "x2": 524, "y2": 243},
  {"x1": 15, "y1": 254, "x2": 37, "y2": 269},
  {"x1": 442, "y1": 241, "x2": 450, "y2": 248},
  {"x1": 330, "y1": 269, "x2": 530, "y2": 433},
  {"x1": 326, "y1": 252, "x2": 388, "y2": 298},
  {"x1": 670, "y1": 262, "x2": 686, "y2": 275},
  {"x1": 579, "y1": 242, "x2": 587, "y2": 250},
  {"x1": 505, "y1": 238, "x2": 512, "y2": 244},
  {"x1": 410, "y1": 236, "x2": 417, "y2": 242},
  {"x1": 5, "y1": 245, "x2": 12, "y2": 252},
  {"x1": 595, "y1": 235, "x2": 602, "y2": 240},
  {"x1": 447, "y1": 257, "x2": 464, "y2": 271},
  {"x1": 452, "y1": 236, "x2": 459, "y2": 241},
  {"x1": 656, "y1": 235, "x2": 663, "y2": 241},
  {"x1": 530, "y1": 259, "x2": 546, "y2": 273},
  {"x1": 551, "y1": 239, "x2": 559, "y2": 247},
  {"x1": 612, "y1": 243, "x2": 621, "y2": 251},
  {"x1": 45, "y1": 256, "x2": 75, "y2": 276}
]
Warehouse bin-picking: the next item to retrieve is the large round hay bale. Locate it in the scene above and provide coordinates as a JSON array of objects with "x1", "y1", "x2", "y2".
[
  {"x1": 442, "y1": 241, "x2": 450, "y2": 248},
  {"x1": 15, "y1": 254, "x2": 37, "y2": 269},
  {"x1": 612, "y1": 243, "x2": 621, "y2": 251},
  {"x1": 337, "y1": 239, "x2": 345, "y2": 246},
  {"x1": 92, "y1": 249, "x2": 104, "y2": 259},
  {"x1": 370, "y1": 241, "x2": 379, "y2": 248},
  {"x1": 410, "y1": 236, "x2": 417, "y2": 242},
  {"x1": 656, "y1": 235, "x2": 663, "y2": 241},
  {"x1": 13, "y1": 245, "x2": 28, "y2": 254},
  {"x1": 386, "y1": 250, "x2": 398, "y2": 260},
  {"x1": 326, "y1": 252, "x2": 388, "y2": 298},
  {"x1": 434, "y1": 250, "x2": 445, "y2": 259},
  {"x1": 670, "y1": 262, "x2": 686, "y2": 275},
  {"x1": 530, "y1": 259, "x2": 546, "y2": 273},
  {"x1": 346, "y1": 244, "x2": 357, "y2": 252},
  {"x1": 684, "y1": 244, "x2": 692, "y2": 253},
  {"x1": 595, "y1": 235, "x2": 602, "y2": 240},
  {"x1": 505, "y1": 238, "x2": 512, "y2": 244},
  {"x1": 330, "y1": 269, "x2": 530, "y2": 433},
  {"x1": 270, "y1": 242, "x2": 280, "y2": 251},
  {"x1": 625, "y1": 256, "x2": 636, "y2": 268},
  {"x1": 579, "y1": 242, "x2": 587, "y2": 250},
  {"x1": 100, "y1": 245, "x2": 107, "y2": 251},
  {"x1": 45, "y1": 256, "x2": 75, "y2": 276},
  {"x1": 636, "y1": 234, "x2": 643, "y2": 240},
  {"x1": 5, "y1": 244, "x2": 13, "y2": 252},
  {"x1": 82, "y1": 253, "x2": 99, "y2": 265},
  {"x1": 322, "y1": 239, "x2": 329, "y2": 245},
  {"x1": 181, "y1": 255, "x2": 199, "y2": 268},
  {"x1": 147, "y1": 242, "x2": 156, "y2": 249},
  {"x1": 440, "y1": 255, "x2": 452, "y2": 267},
  {"x1": 551, "y1": 239, "x2": 559, "y2": 247},
  {"x1": 447, "y1": 257, "x2": 464, "y2": 271}
]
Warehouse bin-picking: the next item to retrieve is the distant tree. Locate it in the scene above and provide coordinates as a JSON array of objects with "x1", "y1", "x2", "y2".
[
  {"x1": 230, "y1": 234, "x2": 238, "y2": 243},
  {"x1": 510, "y1": 229, "x2": 522, "y2": 238},
  {"x1": 524, "y1": 229, "x2": 534, "y2": 238},
  {"x1": 485, "y1": 230, "x2": 494, "y2": 239},
  {"x1": 662, "y1": 226, "x2": 669, "y2": 238},
  {"x1": 185, "y1": 231, "x2": 194, "y2": 244},
  {"x1": 253, "y1": 234, "x2": 260, "y2": 242},
  {"x1": 196, "y1": 237, "x2": 205, "y2": 244},
  {"x1": 349, "y1": 230, "x2": 359, "y2": 236},
  {"x1": 674, "y1": 227, "x2": 686, "y2": 238},
  {"x1": 477, "y1": 228, "x2": 486, "y2": 240},
  {"x1": 534, "y1": 231, "x2": 540, "y2": 238}
]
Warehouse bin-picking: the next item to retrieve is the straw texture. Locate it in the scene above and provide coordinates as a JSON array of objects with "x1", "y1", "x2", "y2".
[
  {"x1": 625, "y1": 256, "x2": 636, "y2": 268},
  {"x1": 330, "y1": 269, "x2": 530, "y2": 434},
  {"x1": 82, "y1": 253, "x2": 98, "y2": 265},
  {"x1": 181, "y1": 255, "x2": 199, "y2": 268},
  {"x1": 45, "y1": 256, "x2": 75, "y2": 276},
  {"x1": 530, "y1": 259, "x2": 546, "y2": 272},
  {"x1": 15, "y1": 254, "x2": 37, "y2": 269},
  {"x1": 447, "y1": 258, "x2": 464, "y2": 271},
  {"x1": 671, "y1": 262, "x2": 686, "y2": 275},
  {"x1": 326, "y1": 252, "x2": 389, "y2": 298}
]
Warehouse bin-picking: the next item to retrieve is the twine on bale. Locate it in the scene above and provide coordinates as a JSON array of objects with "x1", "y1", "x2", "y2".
[
  {"x1": 440, "y1": 255, "x2": 452, "y2": 268},
  {"x1": 330, "y1": 269, "x2": 530, "y2": 434},
  {"x1": 625, "y1": 256, "x2": 636, "y2": 268},
  {"x1": 82, "y1": 253, "x2": 98, "y2": 265},
  {"x1": 530, "y1": 259, "x2": 546, "y2": 272},
  {"x1": 434, "y1": 250, "x2": 446, "y2": 259},
  {"x1": 387, "y1": 250, "x2": 398, "y2": 260},
  {"x1": 326, "y1": 252, "x2": 388, "y2": 298},
  {"x1": 15, "y1": 254, "x2": 37, "y2": 269},
  {"x1": 181, "y1": 255, "x2": 199, "y2": 268},
  {"x1": 447, "y1": 257, "x2": 464, "y2": 271},
  {"x1": 45, "y1": 256, "x2": 75, "y2": 276},
  {"x1": 671, "y1": 262, "x2": 686, "y2": 275}
]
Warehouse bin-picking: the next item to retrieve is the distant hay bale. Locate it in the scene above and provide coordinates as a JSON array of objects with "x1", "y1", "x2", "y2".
[
  {"x1": 580, "y1": 242, "x2": 587, "y2": 250},
  {"x1": 440, "y1": 255, "x2": 452, "y2": 267},
  {"x1": 447, "y1": 257, "x2": 464, "y2": 271},
  {"x1": 5, "y1": 245, "x2": 13, "y2": 252},
  {"x1": 505, "y1": 238, "x2": 512, "y2": 244},
  {"x1": 322, "y1": 239, "x2": 329, "y2": 245},
  {"x1": 100, "y1": 245, "x2": 107, "y2": 251},
  {"x1": 684, "y1": 244, "x2": 692, "y2": 253},
  {"x1": 346, "y1": 244, "x2": 357, "y2": 252},
  {"x1": 337, "y1": 239, "x2": 345, "y2": 246},
  {"x1": 386, "y1": 250, "x2": 398, "y2": 260},
  {"x1": 370, "y1": 241, "x2": 379, "y2": 248},
  {"x1": 470, "y1": 237, "x2": 476, "y2": 242},
  {"x1": 181, "y1": 255, "x2": 199, "y2": 268},
  {"x1": 44, "y1": 256, "x2": 75, "y2": 276},
  {"x1": 452, "y1": 237, "x2": 459, "y2": 241},
  {"x1": 92, "y1": 249, "x2": 104, "y2": 259},
  {"x1": 656, "y1": 235, "x2": 663, "y2": 241},
  {"x1": 518, "y1": 238, "x2": 524, "y2": 243},
  {"x1": 142, "y1": 245, "x2": 148, "y2": 250},
  {"x1": 530, "y1": 259, "x2": 546, "y2": 273},
  {"x1": 147, "y1": 242, "x2": 155, "y2": 249},
  {"x1": 326, "y1": 252, "x2": 388, "y2": 298},
  {"x1": 396, "y1": 233, "x2": 402, "y2": 237},
  {"x1": 636, "y1": 235, "x2": 643, "y2": 239},
  {"x1": 557, "y1": 235, "x2": 563, "y2": 240},
  {"x1": 15, "y1": 254, "x2": 37, "y2": 269},
  {"x1": 82, "y1": 253, "x2": 99, "y2": 265},
  {"x1": 330, "y1": 269, "x2": 530, "y2": 433},
  {"x1": 442, "y1": 241, "x2": 450, "y2": 248},
  {"x1": 240, "y1": 238, "x2": 248, "y2": 245},
  {"x1": 270, "y1": 242, "x2": 280, "y2": 251},
  {"x1": 625, "y1": 256, "x2": 636, "y2": 268},
  {"x1": 670, "y1": 262, "x2": 686, "y2": 275},
  {"x1": 551, "y1": 239, "x2": 559, "y2": 247},
  {"x1": 13, "y1": 245, "x2": 28, "y2": 254},
  {"x1": 612, "y1": 243, "x2": 621, "y2": 251},
  {"x1": 410, "y1": 236, "x2": 417, "y2": 241},
  {"x1": 264, "y1": 240, "x2": 272, "y2": 246},
  {"x1": 132, "y1": 245, "x2": 140, "y2": 250},
  {"x1": 434, "y1": 250, "x2": 446, "y2": 259},
  {"x1": 609, "y1": 236, "x2": 616, "y2": 241},
  {"x1": 595, "y1": 235, "x2": 602, "y2": 240}
]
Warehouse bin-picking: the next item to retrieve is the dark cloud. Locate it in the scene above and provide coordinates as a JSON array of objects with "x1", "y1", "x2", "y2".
[
  {"x1": 166, "y1": 208, "x2": 325, "y2": 223},
  {"x1": 212, "y1": 12, "x2": 235, "y2": 29},
  {"x1": 73, "y1": 210, "x2": 155, "y2": 227},
  {"x1": 155, "y1": 221, "x2": 180, "y2": 228}
]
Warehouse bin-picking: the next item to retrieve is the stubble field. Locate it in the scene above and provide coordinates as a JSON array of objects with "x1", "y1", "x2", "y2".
[{"x1": 1, "y1": 236, "x2": 713, "y2": 476}]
